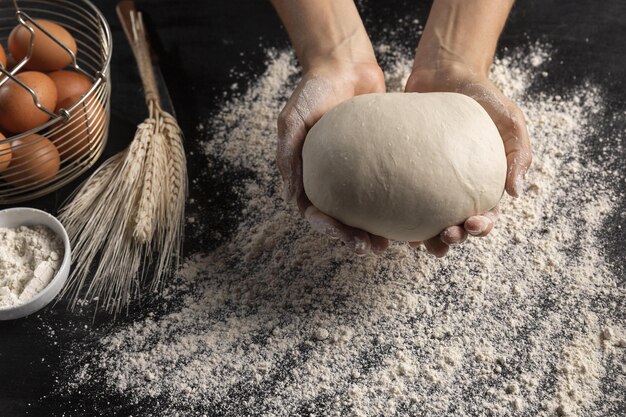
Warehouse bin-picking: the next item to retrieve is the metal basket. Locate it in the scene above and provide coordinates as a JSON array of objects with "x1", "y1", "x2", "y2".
[{"x1": 0, "y1": 0, "x2": 111, "y2": 203}]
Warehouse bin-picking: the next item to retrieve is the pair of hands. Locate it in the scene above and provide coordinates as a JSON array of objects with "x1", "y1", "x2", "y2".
[
  {"x1": 278, "y1": 59, "x2": 531, "y2": 257},
  {"x1": 273, "y1": 0, "x2": 532, "y2": 257}
]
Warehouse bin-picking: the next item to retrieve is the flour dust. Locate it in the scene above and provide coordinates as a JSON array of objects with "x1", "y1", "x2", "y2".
[{"x1": 64, "y1": 44, "x2": 626, "y2": 417}]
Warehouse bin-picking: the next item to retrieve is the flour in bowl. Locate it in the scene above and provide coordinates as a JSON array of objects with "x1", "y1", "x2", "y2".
[{"x1": 0, "y1": 225, "x2": 64, "y2": 308}]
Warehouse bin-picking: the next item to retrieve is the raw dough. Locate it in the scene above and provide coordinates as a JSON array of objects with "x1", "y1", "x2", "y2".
[{"x1": 302, "y1": 92, "x2": 507, "y2": 241}]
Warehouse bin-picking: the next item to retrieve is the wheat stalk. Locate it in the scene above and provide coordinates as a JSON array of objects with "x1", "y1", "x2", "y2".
[
  {"x1": 154, "y1": 112, "x2": 187, "y2": 284},
  {"x1": 59, "y1": 9, "x2": 187, "y2": 314},
  {"x1": 134, "y1": 103, "x2": 168, "y2": 244}
]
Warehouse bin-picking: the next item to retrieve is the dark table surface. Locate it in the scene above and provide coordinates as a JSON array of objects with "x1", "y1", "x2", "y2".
[{"x1": 0, "y1": 0, "x2": 624, "y2": 416}]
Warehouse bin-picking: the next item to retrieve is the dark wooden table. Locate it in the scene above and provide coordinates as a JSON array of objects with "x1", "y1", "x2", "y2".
[{"x1": 0, "y1": 1, "x2": 624, "y2": 416}]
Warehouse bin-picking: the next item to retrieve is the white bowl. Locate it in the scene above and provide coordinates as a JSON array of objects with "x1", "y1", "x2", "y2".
[{"x1": 0, "y1": 208, "x2": 71, "y2": 320}]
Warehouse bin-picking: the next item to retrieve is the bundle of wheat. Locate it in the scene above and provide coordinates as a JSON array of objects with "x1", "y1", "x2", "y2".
[{"x1": 59, "y1": 4, "x2": 187, "y2": 313}]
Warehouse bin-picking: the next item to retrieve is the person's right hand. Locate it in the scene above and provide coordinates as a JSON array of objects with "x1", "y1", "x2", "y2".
[{"x1": 277, "y1": 60, "x2": 392, "y2": 255}]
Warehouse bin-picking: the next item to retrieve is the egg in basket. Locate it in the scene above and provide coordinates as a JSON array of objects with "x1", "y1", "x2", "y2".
[{"x1": 0, "y1": 0, "x2": 112, "y2": 203}]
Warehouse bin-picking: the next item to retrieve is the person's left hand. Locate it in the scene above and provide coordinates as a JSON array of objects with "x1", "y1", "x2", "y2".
[{"x1": 404, "y1": 61, "x2": 532, "y2": 257}]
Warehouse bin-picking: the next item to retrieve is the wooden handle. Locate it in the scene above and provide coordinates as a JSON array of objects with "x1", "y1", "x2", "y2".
[
  {"x1": 116, "y1": 0, "x2": 160, "y2": 104},
  {"x1": 116, "y1": 0, "x2": 137, "y2": 48}
]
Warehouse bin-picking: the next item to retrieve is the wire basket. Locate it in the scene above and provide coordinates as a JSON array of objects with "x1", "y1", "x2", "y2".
[{"x1": 0, "y1": 0, "x2": 112, "y2": 204}]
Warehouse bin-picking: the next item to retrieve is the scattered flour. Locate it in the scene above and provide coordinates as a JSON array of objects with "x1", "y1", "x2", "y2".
[
  {"x1": 65, "y1": 44, "x2": 626, "y2": 416},
  {"x1": 0, "y1": 225, "x2": 63, "y2": 308}
]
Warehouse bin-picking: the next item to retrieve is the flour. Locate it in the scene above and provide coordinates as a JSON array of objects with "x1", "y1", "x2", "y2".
[
  {"x1": 0, "y1": 225, "x2": 63, "y2": 308},
  {"x1": 62, "y1": 43, "x2": 626, "y2": 416}
]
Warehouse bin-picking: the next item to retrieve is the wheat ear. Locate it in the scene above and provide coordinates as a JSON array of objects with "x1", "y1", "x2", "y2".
[
  {"x1": 134, "y1": 102, "x2": 169, "y2": 244},
  {"x1": 59, "y1": 9, "x2": 187, "y2": 314},
  {"x1": 151, "y1": 111, "x2": 187, "y2": 288}
]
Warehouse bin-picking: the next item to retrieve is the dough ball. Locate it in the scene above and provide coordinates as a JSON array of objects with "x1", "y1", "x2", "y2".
[{"x1": 302, "y1": 92, "x2": 507, "y2": 242}]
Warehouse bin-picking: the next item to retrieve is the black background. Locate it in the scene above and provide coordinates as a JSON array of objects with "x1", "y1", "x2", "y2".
[{"x1": 0, "y1": 0, "x2": 625, "y2": 416}]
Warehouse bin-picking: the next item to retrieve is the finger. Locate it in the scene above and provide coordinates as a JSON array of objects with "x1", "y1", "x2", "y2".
[
  {"x1": 465, "y1": 205, "x2": 499, "y2": 237},
  {"x1": 408, "y1": 241, "x2": 422, "y2": 248},
  {"x1": 276, "y1": 106, "x2": 306, "y2": 203},
  {"x1": 484, "y1": 205, "x2": 500, "y2": 221},
  {"x1": 464, "y1": 216, "x2": 492, "y2": 237},
  {"x1": 296, "y1": 192, "x2": 312, "y2": 218},
  {"x1": 304, "y1": 206, "x2": 372, "y2": 255},
  {"x1": 464, "y1": 215, "x2": 494, "y2": 237},
  {"x1": 276, "y1": 78, "x2": 335, "y2": 204},
  {"x1": 502, "y1": 106, "x2": 532, "y2": 197},
  {"x1": 460, "y1": 82, "x2": 532, "y2": 198},
  {"x1": 369, "y1": 234, "x2": 390, "y2": 255},
  {"x1": 440, "y1": 225, "x2": 467, "y2": 245},
  {"x1": 424, "y1": 237, "x2": 449, "y2": 257}
]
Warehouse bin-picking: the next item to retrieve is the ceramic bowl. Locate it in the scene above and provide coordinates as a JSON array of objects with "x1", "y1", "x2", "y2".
[{"x1": 0, "y1": 208, "x2": 71, "y2": 320}]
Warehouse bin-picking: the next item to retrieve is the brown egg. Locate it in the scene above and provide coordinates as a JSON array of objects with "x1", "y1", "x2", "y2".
[
  {"x1": 0, "y1": 43, "x2": 6, "y2": 68},
  {"x1": 51, "y1": 95, "x2": 105, "y2": 162},
  {"x1": 2, "y1": 134, "x2": 60, "y2": 187},
  {"x1": 0, "y1": 132, "x2": 12, "y2": 171},
  {"x1": 8, "y1": 20, "x2": 77, "y2": 71},
  {"x1": 5, "y1": 53, "x2": 17, "y2": 71},
  {"x1": 49, "y1": 70, "x2": 93, "y2": 108},
  {"x1": 0, "y1": 71, "x2": 58, "y2": 133},
  {"x1": 0, "y1": 46, "x2": 7, "y2": 84}
]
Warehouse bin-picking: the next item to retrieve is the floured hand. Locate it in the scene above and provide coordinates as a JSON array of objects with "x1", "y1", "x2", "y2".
[{"x1": 277, "y1": 61, "x2": 391, "y2": 255}]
